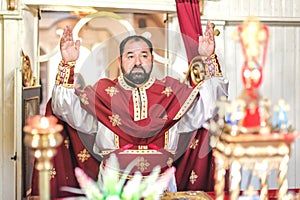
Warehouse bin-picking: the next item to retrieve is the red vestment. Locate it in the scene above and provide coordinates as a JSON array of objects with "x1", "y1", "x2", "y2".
[
  {"x1": 31, "y1": 75, "x2": 217, "y2": 198},
  {"x1": 74, "y1": 76, "x2": 198, "y2": 148}
]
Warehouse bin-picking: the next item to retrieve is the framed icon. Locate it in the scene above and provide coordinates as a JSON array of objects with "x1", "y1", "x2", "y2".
[
  {"x1": 24, "y1": 96, "x2": 39, "y2": 121},
  {"x1": 23, "y1": 95, "x2": 40, "y2": 197}
]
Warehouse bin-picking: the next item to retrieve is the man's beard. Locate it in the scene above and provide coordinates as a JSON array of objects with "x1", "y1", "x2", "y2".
[{"x1": 122, "y1": 65, "x2": 152, "y2": 85}]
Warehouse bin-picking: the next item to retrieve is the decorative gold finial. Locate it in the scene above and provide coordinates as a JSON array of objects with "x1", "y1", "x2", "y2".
[{"x1": 239, "y1": 16, "x2": 268, "y2": 63}]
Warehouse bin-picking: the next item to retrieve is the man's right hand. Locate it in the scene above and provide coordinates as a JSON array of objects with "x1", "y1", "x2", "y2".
[{"x1": 60, "y1": 25, "x2": 80, "y2": 62}]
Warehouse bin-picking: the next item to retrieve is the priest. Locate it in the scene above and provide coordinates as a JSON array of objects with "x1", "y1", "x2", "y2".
[{"x1": 32, "y1": 21, "x2": 228, "y2": 198}]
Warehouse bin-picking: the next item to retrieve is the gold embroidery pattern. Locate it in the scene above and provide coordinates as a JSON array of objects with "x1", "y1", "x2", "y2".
[
  {"x1": 120, "y1": 150, "x2": 161, "y2": 154},
  {"x1": 139, "y1": 89, "x2": 148, "y2": 120},
  {"x1": 174, "y1": 82, "x2": 202, "y2": 120},
  {"x1": 164, "y1": 131, "x2": 169, "y2": 149},
  {"x1": 190, "y1": 139, "x2": 199, "y2": 149},
  {"x1": 162, "y1": 86, "x2": 173, "y2": 97},
  {"x1": 64, "y1": 138, "x2": 70, "y2": 149},
  {"x1": 80, "y1": 93, "x2": 89, "y2": 105},
  {"x1": 132, "y1": 89, "x2": 141, "y2": 121},
  {"x1": 109, "y1": 114, "x2": 122, "y2": 126},
  {"x1": 55, "y1": 60, "x2": 76, "y2": 88},
  {"x1": 49, "y1": 167, "x2": 56, "y2": 180},
  {"x1": 114, "y1": 134, "x2": 120, "y2": 148},
  {"x1": 132, "y1": 88, "x2": 148, "y2": 121},
  {"x1": 77, "y1": 148, "x2": 91, "y2": 163},
  {"x1": 136, "y1": 157, "x2": 150, "y2": 172},
  {"x1": 190, "y1": 170, "x2": 198, "y2": 184},
  {"x1": 105, "y1": 86, "x2": 119, "y2": 97}
]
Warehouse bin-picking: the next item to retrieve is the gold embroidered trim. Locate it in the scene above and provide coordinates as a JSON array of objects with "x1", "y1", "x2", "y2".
[
  {"x1": 114, "y1": 134, "x2": 119, "y2": 149},
  {"x1": 60, "y1": 60, "x2": 76, "y2": 68},
  {"x1": 186, "y1": 54, "x2": 223, "y2": 85},
  {"x1": 132, "y1": 89, "x2": 141, "y2": 121},
  {"x1": 205, "y1": 54, "x2": 223, "y2": 77},
  {"x1": 119, "y1": 149, "x2": 162, "y2": 154},
  {"x1": 101, "y1": 150, "x2": 115, "y2": 155},
  {"x1": 55, "y1": 60, "x2": 76, "y2": 88},
  {"x1": 132, "y1": 87, "x2": 148, "y2": 121},
  {"x1": 139, "y1": 88, "x2": 148, "y2": 119},
  {"x1": 173, "y1": 81, "x2": 203, "y2": 120},
  {"x1": 164, "y1": 131, "x2": 169, "y2": 149},
  {"x1": 138, "y1": 145, "x2": 148, "y2": 150}
]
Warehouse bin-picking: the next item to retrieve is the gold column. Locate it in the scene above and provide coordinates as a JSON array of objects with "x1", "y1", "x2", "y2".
[
  {"x1": 213, "y1": 151, "x2": 227, "y2": 200},
  {"x1": 23, "y1": 115, "x2": 63, "y2": 200},
  {"x1": 259, "y1": 170, "x2": 268, "y2": 200},
  {"x1": 278, "y1": 155, "x2": 289, "y2": 200}
]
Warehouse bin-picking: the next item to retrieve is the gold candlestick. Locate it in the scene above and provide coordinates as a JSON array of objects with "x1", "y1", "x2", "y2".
[{"x1": 23, "y1": 115, "x2": 63, "y2": 200}]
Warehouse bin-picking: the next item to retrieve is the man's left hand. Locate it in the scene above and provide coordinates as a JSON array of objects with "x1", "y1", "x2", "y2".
[{"x1": 198, "y1": 20, "x2": 215, "y2": 57}]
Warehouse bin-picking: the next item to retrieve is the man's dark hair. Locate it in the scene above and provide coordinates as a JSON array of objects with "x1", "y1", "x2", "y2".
[{"x1": 119, "y1": 35, "x2": 153, "y2": 57}]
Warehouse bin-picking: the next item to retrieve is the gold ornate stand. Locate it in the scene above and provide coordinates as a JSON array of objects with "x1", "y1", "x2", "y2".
[
  {"x1": 212, "y1": 132, "x2": 298, "y2": 200},
  {"x1": 23, "y1": 115, "x2": 63, "y2": 200}
]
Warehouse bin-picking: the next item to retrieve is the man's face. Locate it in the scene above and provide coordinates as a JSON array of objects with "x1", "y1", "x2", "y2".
[{"x1": 120, "y1": 39, "x2": 153, "y2": 86}]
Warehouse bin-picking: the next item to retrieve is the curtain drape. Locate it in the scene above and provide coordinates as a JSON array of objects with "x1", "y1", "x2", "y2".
[
  {"x1": 175, "y1": 0, "x2": 203, "y2": 63},
  {"x1": 174, "y1": 0, "x2": 215, "y2": 192}
]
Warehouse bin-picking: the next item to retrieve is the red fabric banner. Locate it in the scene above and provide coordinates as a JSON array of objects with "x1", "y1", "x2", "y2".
[{"x1": 175, "y1": 0, "x2": 203, "y2": 63}]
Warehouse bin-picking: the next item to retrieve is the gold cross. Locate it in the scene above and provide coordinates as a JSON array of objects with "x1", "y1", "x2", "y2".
[
  {"x1": 77, "y1": 148, "x2": 91, "y2": 163},
  {"x1": 189, "y1": 170, "x2": 198, "y2": 184},
  {"x1": 49, "y1": 167, "x2": 56, "y2": 180},
  {"x1": 105, "y1": 86, "x2": 119, "y2": 97},
  {"x1": 109, "y1": 114, "x2": 122, "y2": 126},
  {"x1": 79, "y1": 93, "x2": 89, "y2": 105},
  {"x1": 136, "y1": 157, "x2": 150, "y2": 172},
  {"x1": 162, "y1": 87, "x2": 173, "y2": 97}
]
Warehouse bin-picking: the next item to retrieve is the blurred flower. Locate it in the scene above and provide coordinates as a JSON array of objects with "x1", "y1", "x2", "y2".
[{"x1": 62, "y1": 153, "x2": 175, "y2": 200}]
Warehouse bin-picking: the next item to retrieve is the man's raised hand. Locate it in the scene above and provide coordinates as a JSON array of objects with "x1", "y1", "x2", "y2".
[
  {"x1": 60, "y1": 26, "x2": 80, "y2": 62},
  {"x1": 198, "y1": 20, "x2": 215, "y2": 57}
]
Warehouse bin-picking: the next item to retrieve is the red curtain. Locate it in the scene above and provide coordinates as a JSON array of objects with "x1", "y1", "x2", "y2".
[
  {"x1": 175, "y1": 0, "x2": 203, "y2": 63},
  {"x1": 174, "y1": 0, "x2": 215, "y2": 192}
]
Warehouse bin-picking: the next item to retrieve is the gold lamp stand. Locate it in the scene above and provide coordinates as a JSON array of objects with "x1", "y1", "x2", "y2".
[{"x1": 24, "y1": 115, "x2": 63, "y2": 200}]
